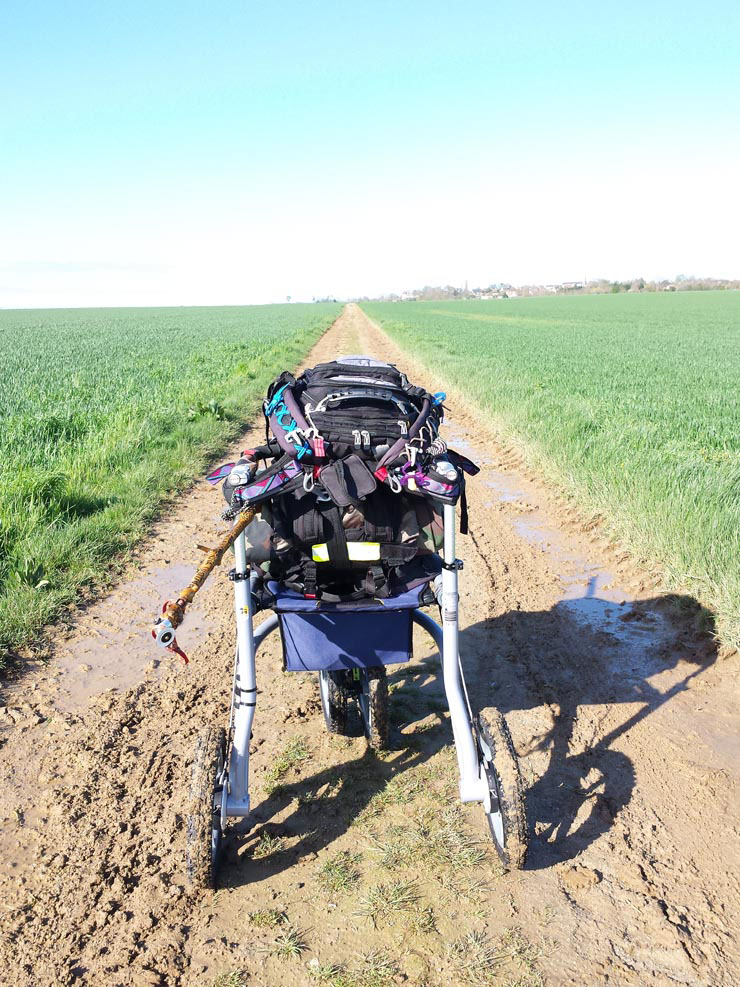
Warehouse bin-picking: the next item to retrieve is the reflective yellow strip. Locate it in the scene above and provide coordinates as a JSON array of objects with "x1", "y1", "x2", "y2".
[{"x1": 312, "y1": 542, "x2": 381, "y2": 562}]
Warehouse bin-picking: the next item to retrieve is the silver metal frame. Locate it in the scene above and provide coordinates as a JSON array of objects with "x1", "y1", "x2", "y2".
[{"x1": 222, "y1": 501, "x2": 490, "y2": 824}]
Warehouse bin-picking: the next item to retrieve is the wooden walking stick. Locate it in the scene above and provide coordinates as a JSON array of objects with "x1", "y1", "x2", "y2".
[{"x1": 151, "y1": 505, "x2": 257, "y2": 662}]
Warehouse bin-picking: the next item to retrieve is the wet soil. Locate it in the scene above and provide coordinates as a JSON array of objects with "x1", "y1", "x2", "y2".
[{"x1": 0, "y1": 304, "x2": 738, "y2": 986}]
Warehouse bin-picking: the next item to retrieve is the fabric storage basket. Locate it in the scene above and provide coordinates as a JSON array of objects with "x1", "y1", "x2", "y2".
[{"x1": 267, "y1": 582, "x2": 423, "y2": 672}]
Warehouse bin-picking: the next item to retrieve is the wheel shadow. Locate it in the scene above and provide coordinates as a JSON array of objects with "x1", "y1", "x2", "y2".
[
  {"x1": 219, "y1": 658, "x2": 454, "y2": 889},
  {"x1": 458, "y1": 579, "x2": 719, "y2": 870}
]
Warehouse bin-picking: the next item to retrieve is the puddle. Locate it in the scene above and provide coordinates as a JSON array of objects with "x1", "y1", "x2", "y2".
[
  {"x1": 444, "y1": 422, "x2": 493, "y2": 468},
  {"x1": 50, "y1": 563, "x2": 220, "y2": 711},
  {"x1": 439, "y1": 418, "x2": 694, "y2": 695},
  {"x1": 510, "y1": 508, "x2": 665, "y2": 663},
  {"x1": 486, "y1": 471, "x2": 526, "y2": 503}
]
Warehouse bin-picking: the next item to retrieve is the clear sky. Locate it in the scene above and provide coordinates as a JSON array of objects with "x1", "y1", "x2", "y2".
[{"x1": 1, "y1": 1, "x2": 739, "y2": 307}]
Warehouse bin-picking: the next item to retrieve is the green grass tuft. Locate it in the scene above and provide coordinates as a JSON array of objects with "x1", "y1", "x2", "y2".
[
  {"x1": 209, "y1": 972, "x2": 248, "y2": 987},
  {"x1": 272, "y1": 924, "x2": 308, "y2": 959},
  {"x1": 415, "y1": 805, "x2": 486, "y2": 868},
  {"x1": 449, "y1": 930, "x2": 505, "y2": 984},
  {"x1": 353, "y1": 773, "x2": 425, "y2": 826},
  {"x1": 317, "y1": 850, "x2": 362, "y2": 895},
  {"x1": 368, "y1": 805, "x2": 485, "y2": 871},
  {"x1": 354, "y1": 950, "x2": 400, "y2": 987},
  {"x1": 252, "y1": 831, "x2": 286, "y2": 859},
  {"x1": 406, "y1": 904, "x2": 437, "y2": 934},
  {"x1": 263, "y1": 736, "x2": 311, "y2": 795},
  {"x1": 248, "y1": 907, "x2": 286, "y2": 928},
  {"x1": 358, "y1": 878, "x2": 420, "y2": 927},
  {"x1": 449, "y1": 927, "x2": 545, "y2": 986},
  {"x1": 308, "y1": 951, "x2": 399, "y2": 987}
]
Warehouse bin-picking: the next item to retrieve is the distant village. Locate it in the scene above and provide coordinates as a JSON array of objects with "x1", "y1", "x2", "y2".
[{"x1": 355, "y1": 275, "x2": 740, "y2": 303}]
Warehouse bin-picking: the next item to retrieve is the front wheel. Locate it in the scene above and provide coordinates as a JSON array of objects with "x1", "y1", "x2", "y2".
[
  {"x1": 359, "y1": 666, "x2": 390, "y2": 751},
  {"x1": 186, "y1": 725, "x2": 226, "y2": 890},
  {"x1": 318, "y1": 669, "x2": 350, "y2": 735},
  {"x1": 477, "y1": 707, "x2": 527, "y2": 870}
]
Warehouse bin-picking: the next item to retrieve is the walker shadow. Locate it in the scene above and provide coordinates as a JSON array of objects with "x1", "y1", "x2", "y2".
[
  {"x1": 458, "y1": 579, "x2": 718, "y2": 870},
  {"x1": 220, "y1": 581, "x2": 718, "y2": 886},
  {"x1": 220, "y1": 659, "x2": 454, "y2": 889}
]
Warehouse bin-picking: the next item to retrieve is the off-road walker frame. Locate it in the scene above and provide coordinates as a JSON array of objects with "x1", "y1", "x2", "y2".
[
  {"x1": 158, "y1": 499, "x2": 527, "y2": 889},
  {"x1": 152, "y1": 349, "x2": 529, "y2": 886}
]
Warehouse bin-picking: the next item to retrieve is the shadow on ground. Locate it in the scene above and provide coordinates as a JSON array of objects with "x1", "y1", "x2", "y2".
[
  {"x1": 220, "y1": 662, "x2": 453, "y2": 888},
  {"x1": 461, "y1": 580, "x2": 718, "y2": 870},
  {"x1": 218, "y1": 582, "x2": 717, "y2": 885}
]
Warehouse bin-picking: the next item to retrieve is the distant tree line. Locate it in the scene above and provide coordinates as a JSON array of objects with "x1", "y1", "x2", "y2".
[
  {"x1": 579, "y1": 275, "x2": 740, "y2": 295},
  {"x1": 358, "y1": 275, "x2": 740, "y2": 303}
]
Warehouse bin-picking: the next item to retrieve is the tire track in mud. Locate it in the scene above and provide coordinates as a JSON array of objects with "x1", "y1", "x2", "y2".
[{"x1": 0, "y1": 305, "x2": 738, "y2": 987}]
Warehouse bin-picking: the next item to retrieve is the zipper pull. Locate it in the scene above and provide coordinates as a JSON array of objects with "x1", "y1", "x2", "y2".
[
  {"x1": 362, "y1": 430, "x2": 371, "y2": 449},
  {"x1": 398, "y1": 419, "x2": 408, "y2": 436},
  {"x1": 352, "y1": 429, "x2": 362, "y2": 447}
]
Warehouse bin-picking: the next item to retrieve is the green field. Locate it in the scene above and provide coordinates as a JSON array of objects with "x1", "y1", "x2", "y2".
[
  {"x1": 0, "y1": 303, "x2": 340, "y2": 666},
  {"x1": 362, "y1": 292, "x2": 740, "y2": 646}
]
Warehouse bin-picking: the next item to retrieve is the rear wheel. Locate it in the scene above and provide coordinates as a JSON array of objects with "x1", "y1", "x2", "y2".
[
  {"x1": 186, "y1": 726, "x2": 226, "y2": 890},
  {"x1": 477, "y1": 707, "x2": 527, "y2": 870},
  {"x1": 359, "y1": 666, "x2": 390, "y2": 750},
  {"x1": 318, "y1": 669, "x2": 350, "y2": 735}
]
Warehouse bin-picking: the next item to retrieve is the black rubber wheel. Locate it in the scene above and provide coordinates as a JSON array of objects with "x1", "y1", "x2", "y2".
[
  {"x1": 477, "y1": 707, "x2": 527, "y2": 870},
  {"x1": 318, "y1": 670, "x2": 350, "y2": 735},
  {"x1": 359, "y1": 666, "x2": 390, "y2": 751},
  {"x1": 186, "y1": 725, "x2": 226, "y2": 890}
]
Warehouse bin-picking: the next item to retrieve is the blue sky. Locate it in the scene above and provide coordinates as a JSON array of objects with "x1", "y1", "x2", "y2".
[{"x1": 1, "y1": 1, "x2": 739, "y2": 306}]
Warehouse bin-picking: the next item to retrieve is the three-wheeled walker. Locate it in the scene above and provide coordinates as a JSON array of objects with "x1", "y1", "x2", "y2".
[
  {"x1": 152, "y1": 356, "x2": 528, "y2": 887},
  {"x1": 154, "y1": 500, "x2": 527, "y2": 889}
]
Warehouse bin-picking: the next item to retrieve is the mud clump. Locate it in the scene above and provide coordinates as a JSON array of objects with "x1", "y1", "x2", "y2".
[{"x1": 560, "y1": 864, "x2": 601, "y2": 892}]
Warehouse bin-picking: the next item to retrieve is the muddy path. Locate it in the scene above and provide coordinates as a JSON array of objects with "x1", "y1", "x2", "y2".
[{"x1": 1, "y1": 304, "x2": 738, "y2": 987}]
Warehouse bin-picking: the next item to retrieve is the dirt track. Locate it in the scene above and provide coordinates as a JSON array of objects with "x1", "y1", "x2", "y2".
[{"x1": 1, "y1": 304, "x2": 738, "y2": 986}]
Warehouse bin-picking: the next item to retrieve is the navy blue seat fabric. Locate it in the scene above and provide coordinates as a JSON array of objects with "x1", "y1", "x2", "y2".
[{"x1": 267, "y1": 581, "x2": 424, "y2": 672}]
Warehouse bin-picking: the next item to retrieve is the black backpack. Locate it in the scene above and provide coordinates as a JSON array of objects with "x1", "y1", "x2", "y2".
[
  {"x1": 220, "y1": 357, "x2": 474, "y2": 602},
  {"x1": 263, "y1": 356, "x2": 441, "y2": 467}
]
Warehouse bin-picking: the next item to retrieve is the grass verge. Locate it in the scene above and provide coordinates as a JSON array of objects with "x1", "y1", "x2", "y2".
[
  {"x1": 363, "y1": 292, "x2": 740, "y2": 647},
  {"x1": 0, "y1": 302, "x2": 340, "y2": 669}
]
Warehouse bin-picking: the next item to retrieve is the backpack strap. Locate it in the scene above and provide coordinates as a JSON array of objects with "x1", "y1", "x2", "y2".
[
  {"x1": 378, "y1": 544, "x2": 418, "y2": 565},
  {"x1": 316, "y1": 501, "x2": 352, "y2": 569},
  {"x1": 265, "y1": 374, "x2": 317, "y2": 460},
  {"x1": 364, "y1": 564, "x2": 387, "y2": 597},
  {"x1": 233, "y1": 455, "x2": 305, "y2": 507},
  {"x1": 302, "y1": 560, "x2": 317, "y2": 598},
  {"x1": 459, "y1": 478, "x2": 470, "y2": 535},
  {"x1": 375, "y1": 395, "x2": 433, "y2": 469}
]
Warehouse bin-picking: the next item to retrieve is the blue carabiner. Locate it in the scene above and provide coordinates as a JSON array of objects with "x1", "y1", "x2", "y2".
[{"x1": 265, "y1": 384, "x2": 288, "y2": 417}]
